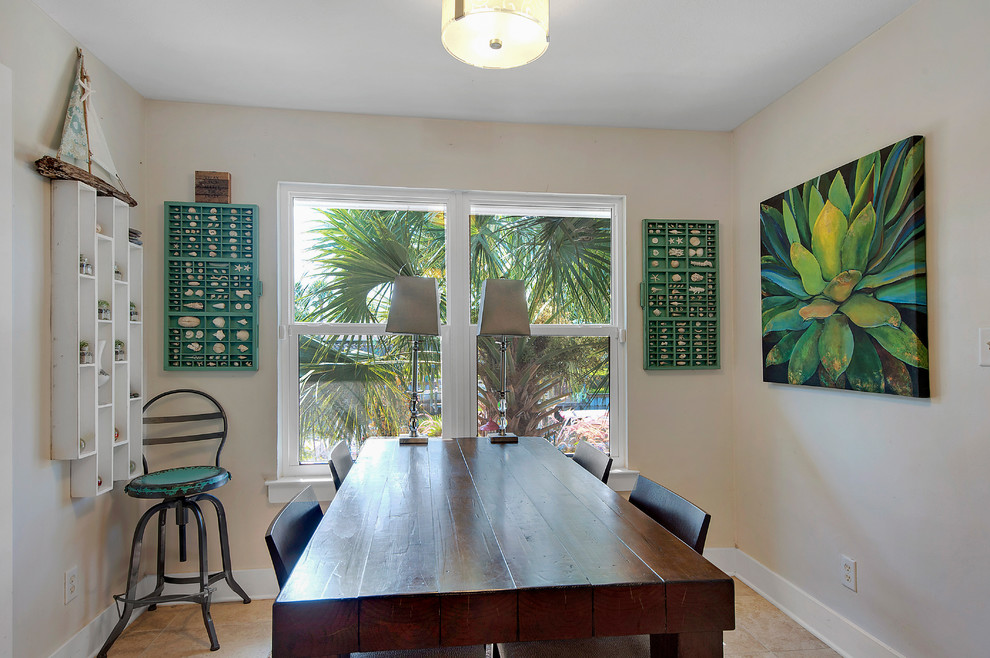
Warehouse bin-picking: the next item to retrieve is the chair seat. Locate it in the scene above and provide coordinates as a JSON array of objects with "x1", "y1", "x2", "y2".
[{"x1": 125, "y1": 466, "x2": 230, "y2": 499}]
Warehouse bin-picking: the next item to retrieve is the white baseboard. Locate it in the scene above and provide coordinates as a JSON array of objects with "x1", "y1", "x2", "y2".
[
  {"x1": 720, "y1": 549, "x2": 906, "y2": 658},
  {"x1": 49, "y1": 569, "x2": 277, "y2": 658}
]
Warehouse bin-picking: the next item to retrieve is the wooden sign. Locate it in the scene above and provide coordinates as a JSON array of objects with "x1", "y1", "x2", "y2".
[{"x1": 195, "y1": 171, "x2": 231, "y2": 204}]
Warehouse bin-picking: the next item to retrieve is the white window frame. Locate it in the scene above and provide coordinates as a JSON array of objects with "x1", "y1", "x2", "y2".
[{"x1": 276, "y1": 182, "x2": 626, "y2": 480}]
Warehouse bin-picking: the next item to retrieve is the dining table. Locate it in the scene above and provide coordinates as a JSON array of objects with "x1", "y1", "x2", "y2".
[{"x1": 272, "y1": 436, "x2": 734, "y2": 657}]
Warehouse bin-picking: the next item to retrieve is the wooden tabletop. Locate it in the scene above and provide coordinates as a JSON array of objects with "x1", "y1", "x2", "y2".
[{"x1": 272, "y1": 437, "x2": 733, "y2": 657}]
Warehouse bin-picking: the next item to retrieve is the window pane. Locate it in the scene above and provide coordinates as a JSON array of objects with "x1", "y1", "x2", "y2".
[
  {"x1": 469, "y1": 210, "x2": 611, "y2": 324},
  {"x1": 298, "y1": 334, "x2": 441, "y2": 463},
  {"x1": 477, "y1": 336, "x2": 609, "y2": 455},
  {"x1": 292, "y1": 200, "x2": 447, "y2": 323}
]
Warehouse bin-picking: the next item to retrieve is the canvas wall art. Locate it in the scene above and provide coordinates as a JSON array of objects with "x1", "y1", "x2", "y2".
[{"x1": 760, "y1": 135, "x2": 928, "y2": 397}]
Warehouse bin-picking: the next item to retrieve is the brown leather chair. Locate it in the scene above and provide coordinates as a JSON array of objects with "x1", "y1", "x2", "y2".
[
  {"x1": 571, "y1": 440, "x2": 613, "y2": 484},
  {"x1": 628, "y1": 475, "x2": 711, "y2": 554},
  {"x1": 329, "y1": 439, "x2": 354, "y2": 490}
]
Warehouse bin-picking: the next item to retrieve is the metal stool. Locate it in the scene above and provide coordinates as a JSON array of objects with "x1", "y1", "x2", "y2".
[{"x1": 98, "y1": 389, "x2": 250, "y2": 657}]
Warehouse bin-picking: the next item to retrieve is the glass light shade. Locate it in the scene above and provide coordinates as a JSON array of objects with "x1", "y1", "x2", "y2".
[{"x1": 441, "y1": 0, "x2": 550, "y2": 69}]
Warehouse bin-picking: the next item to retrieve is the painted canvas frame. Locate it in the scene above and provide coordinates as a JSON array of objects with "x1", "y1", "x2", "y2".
[{"x1": 760, "y1": 136, "x2": 929, "y2": 397}]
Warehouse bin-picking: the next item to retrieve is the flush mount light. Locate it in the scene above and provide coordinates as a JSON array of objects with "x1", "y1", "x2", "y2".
[{"x1": 441, "y1": 0, "x2": 550, "y2": 69}]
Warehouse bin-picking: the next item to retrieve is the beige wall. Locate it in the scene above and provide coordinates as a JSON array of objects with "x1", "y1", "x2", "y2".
[
  {"x1": 143, "y1": 103, "x2": 737, "y2": 566},
  {"x1": 0, "y1": 0, "x2": 146, "y2": 655},
  {"x1": 731, "y1": 0, "x2": 990, "y2": 655}
]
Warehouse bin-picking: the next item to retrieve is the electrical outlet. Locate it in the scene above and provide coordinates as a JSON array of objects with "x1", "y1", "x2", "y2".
[
  {"x1": 979, "y1": 328, "x2": 990, "y2": 366},
  {"x1": 64, "y1": 566, "x2": 79, "y2": 604},
  {"x1": 840, "y1": 555, "x2": 857, "y2": 592}
]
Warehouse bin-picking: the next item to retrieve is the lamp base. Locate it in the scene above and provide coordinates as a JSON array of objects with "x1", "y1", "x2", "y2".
[
  {"x1": 488, "y1": 432, "x2": 518, "y2": 444},
  {"x1": 398, "y1": 434, "x2": 429, "y2": 445}
]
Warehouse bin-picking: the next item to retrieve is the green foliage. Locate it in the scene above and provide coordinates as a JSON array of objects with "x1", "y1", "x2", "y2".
[
  {"x1": 761, "y1": 137, "x2": 928, "y2": 396},
  {"x1": 294, "y1": 207, "x2": 612, "y2": 460}
]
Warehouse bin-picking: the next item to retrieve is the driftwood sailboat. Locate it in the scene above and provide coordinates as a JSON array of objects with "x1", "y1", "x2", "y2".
[{"x1": 36, "y1": 48, "x2": 137, "y2": 207}]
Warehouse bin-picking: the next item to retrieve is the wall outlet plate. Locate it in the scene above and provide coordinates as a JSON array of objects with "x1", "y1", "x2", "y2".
[
  {"x1": 840, "y1": 555, "x2": 857, "y2": 592},
  {"x1": 64, "y1": 566, "x2": 79, "y2": 604},
  {"x1": 979, "y1": 328, "x2": 990, "y2": 366}
]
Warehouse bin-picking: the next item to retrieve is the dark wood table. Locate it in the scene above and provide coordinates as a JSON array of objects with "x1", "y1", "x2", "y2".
[{"x1": 272, "y1": 437, "x2": 734, "y2": 657}]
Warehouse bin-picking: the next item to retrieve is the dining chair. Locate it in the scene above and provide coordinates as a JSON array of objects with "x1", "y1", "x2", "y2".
[
  {"x1": 98, "y1": 389, "x2": 251, "y2": 658},
  {"x1": 571, "y1": 440, "x2": 613, "y2": 484},
  {"x1": 498, "y1": 477, "x2": 713, "y2": 658},
  {"x1": 329, "y1": 439, "x2": 354, "y2": 490},
  {"x1": 266, "y1": 486, "x2": 325, "y2": 589},
  {"x1": 628, "y1": 475, "x2": 711, "y2": 554}
]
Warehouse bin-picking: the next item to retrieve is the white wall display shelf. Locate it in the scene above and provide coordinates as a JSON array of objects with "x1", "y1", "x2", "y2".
[{"x1": 51, "y1": 181, "x2": 143, "y2": 497}]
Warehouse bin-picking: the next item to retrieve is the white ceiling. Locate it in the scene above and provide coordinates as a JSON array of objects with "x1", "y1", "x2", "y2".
[{"x1": 32, "y1": 0, "x2": 918, "y2": 131}]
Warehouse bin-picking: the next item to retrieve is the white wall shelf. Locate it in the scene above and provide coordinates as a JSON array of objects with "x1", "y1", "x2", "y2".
[{"x1": 51, "y1": 180, "x2": 143, "y2": 497}]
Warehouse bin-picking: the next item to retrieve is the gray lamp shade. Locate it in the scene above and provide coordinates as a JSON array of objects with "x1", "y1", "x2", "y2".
[
  {"x1": 385, "y1": 276, "x2": 441, "y2": 336},
  {"x1": 477, "y1": 279, "x2": 531, "y2": 336}
]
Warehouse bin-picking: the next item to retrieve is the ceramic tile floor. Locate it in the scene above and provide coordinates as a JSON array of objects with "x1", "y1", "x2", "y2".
[{"x1": 106, "y1": 578, "x2": 840, "y2": 657}]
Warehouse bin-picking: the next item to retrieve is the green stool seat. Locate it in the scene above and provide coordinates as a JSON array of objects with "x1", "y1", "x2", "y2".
[{"x1": 125, "y1": 466, "x2": 230, "y2": 499}]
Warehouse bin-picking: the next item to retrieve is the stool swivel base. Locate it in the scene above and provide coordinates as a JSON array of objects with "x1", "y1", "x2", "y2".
[{"x1": 96, "y1": 490, "x2": 250, "y2": 657}]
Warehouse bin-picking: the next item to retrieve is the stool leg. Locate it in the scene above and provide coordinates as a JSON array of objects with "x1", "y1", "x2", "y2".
[
  {"x1": 202, "y1": 493, "x2": 251, "y2": 603},
  {"x1": 148, "y1": 508, "x2": 168, "y2": 611},
  {"x1": 98, "y1": 501, "x2": 169, "y2": 658},
  {"x1": 189, "y1": 501, "x2": 220, "y2": 651}
]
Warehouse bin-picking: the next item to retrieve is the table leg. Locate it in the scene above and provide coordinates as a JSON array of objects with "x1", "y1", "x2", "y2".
[{"x1": 650, "y1": 631, "x2": 723, "y2": 657}]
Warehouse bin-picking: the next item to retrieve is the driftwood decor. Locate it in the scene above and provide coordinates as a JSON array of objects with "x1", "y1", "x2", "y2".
[{"x1": 35, "y1": 156, "x2": 137, "y2": 207}]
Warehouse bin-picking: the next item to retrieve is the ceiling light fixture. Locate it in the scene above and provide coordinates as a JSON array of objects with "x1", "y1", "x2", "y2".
[{"x1": 441, "y1": 0, "x2": 549, "y2": 69}]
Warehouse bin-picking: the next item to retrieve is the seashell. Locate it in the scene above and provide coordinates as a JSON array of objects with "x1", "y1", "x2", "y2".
[
  {"x1": 189, "y1": 221, "x2": 197, "y2": 227},
  {"x1": 212, "y1": 303, "x2": 225, "y2": 309},
  {"x1": 670, "y1": 260, "x2": 680, "y2": 267},
  {"x1": 185, "y1": 330, "x2": 194, "y2": 338},
  {"x1": 189, "y1": 251, "x2": 197, "y2": 256},
  {"x1": 690, "y1": 237, "x2": 701, "y2": 246},
  {"x1": 229, "y1": 230, "x2": 237, "y2": 237},
  {"x1": 210, "y1": 208, "x2": 218, "y2": 213},
  {"x1": 652, "y1": 309, "x2": 660, "y2": 316},
  {"x1": 671, "y1": 274, "x2": 682, "y2": 282},
  {"x1": 244, "y1": 303, "x2": 251, "y2": 309},
  {"x1": 235, "y1": 303, "x2": 242, "y2": 309},
  {"x1": 196, "y1": 330, "x2": 204, "y2": 338},
  {"x1": 185, "y1": 289, "x2": 195, "y2": 296},
  {"x1": 231, "y1": 209, "x2": 238, "y2": 214},
  {"x1": 235, "y1": 290, "x2": 250, "y2": 298},
  {"x1": 188, "y1": 342, "x2": 202, "y2": 352},
  {"x1": 245, "y1": 209, "x2": 252, "y2": 215},
  {"x1": 178, "y1": 316, "x2": 200, "y2": 327},
  {"x1": 188, "y1": 207, "x2": 196, "y2": 212},
  {"x1": 213, "y1": 343, "x2": 226, "y2": 354},
  {"x1": 237, "y1": 344, "x2": 249, "y2": 352},
  {"x1": 184, "y1": 302, "x2": 204, "y2": 310},
  {"x1": 212, "y1": 317, "x2": 225, "y2": 328},
  {"x1": 691, "y1": 273, "x2": 704, "y2": 282},
  {"x1": 236, "y1": 319, "x2": 248, "y2": 325},
  {"x1": 195, "y1": 290, "x2": 204, "y2": 297},
  {"x1": 213, "y1": 330, "x2": 225, "y2": 340}
]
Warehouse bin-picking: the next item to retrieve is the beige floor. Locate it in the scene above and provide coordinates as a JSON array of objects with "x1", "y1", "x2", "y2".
[{"x1": 106, "y1": 578, "x2": 840, "y2": 657}]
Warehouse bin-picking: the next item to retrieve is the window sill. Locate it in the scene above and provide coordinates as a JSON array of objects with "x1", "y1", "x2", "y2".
[
  {"x1": 265, "y1": 467, "x2": 638, "y2": 504},
  {"x1": 265, "y1": 476, "x2": 337, "y2": 504}
]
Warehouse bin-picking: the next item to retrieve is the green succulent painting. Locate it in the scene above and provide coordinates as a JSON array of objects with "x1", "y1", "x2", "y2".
[{"x1": 760, "y1": 136, "x2": 929, "y2": 397}]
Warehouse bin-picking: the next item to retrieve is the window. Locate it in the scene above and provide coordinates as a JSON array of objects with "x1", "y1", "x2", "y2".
[{"x1": 278, "y1": 184, "x2": 625, "y2": 477}]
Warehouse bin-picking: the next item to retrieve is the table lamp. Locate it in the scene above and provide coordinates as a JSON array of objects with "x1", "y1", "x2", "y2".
[
  {"x1": 385, "y1": 276, "x2": 441, "y2": 445},
  {"x1": 477, "y1": 278, "x2": 531, "y2": 443}
]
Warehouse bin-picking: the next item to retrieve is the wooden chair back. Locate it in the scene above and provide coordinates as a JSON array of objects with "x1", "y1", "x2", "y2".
[
  {"x1": 572, "y1": 440, "x2": 613, "y2": 484},
  {"x1": 628, "y1": 476, "x2": 711, "y2": 554},
  {"x1": 329, "y1": 440, "x2": 354, "y2": 490},
  {"x1": 265, "y1": 486, "x2": 324, "y2": 589}
]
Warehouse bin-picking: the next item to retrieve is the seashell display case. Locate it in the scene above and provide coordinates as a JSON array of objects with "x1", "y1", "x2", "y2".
[
  {"x1": 641, "y1": 219, "x2": 719, "y2": 369},
  {"x1": 52, "y1": 181, "x2": 144, "y2": 497},
  {"x1": 164, "y1": 202, "x2": 258, "y2": 369}
]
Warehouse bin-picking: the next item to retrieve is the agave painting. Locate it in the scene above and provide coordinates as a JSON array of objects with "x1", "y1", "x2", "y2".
[{"x1": 760, "y1": 136, "x2": 929, "y2": 397}]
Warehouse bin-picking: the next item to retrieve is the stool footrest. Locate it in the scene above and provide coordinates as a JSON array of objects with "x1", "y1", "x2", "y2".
[
  {"x1": 113, "y1": 586, "x2": 214, "y2": 609},
  {"x1": 164, "y1": 572, "x2": 228, "y2": 586}
]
